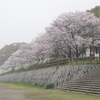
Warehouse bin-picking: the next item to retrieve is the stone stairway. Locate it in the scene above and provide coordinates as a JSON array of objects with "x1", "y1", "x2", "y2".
[{"x1": 56, "y1": 67, "x2": 100, "y2": 94}]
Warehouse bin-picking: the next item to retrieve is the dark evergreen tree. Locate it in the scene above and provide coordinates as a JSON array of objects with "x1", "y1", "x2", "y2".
[{"x1": 87, "y1": 6, "x2": 100, "y2": 18}]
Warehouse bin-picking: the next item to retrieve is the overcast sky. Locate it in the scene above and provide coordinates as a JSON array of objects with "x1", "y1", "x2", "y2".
[{"x1": 0, "y1": 0, "x2": 100, "y2": 49}]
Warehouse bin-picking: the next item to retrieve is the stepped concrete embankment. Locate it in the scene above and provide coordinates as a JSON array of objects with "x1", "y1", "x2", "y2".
[
  {"x1": 0, "y1": 65, "x2": 99, "y2": 87},
  {"x1": 57, "y1": 66, "x2": 100, "y2": 94}
]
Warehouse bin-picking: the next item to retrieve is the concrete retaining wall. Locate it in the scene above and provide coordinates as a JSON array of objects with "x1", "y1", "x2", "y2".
[{"x1": 0, "y1": 65, "x2": 99, "y2": 87}]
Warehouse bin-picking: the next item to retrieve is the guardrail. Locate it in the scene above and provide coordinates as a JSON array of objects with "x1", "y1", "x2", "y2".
[
  {"x1": 28, "y1": 57, "x2": 100, "y2": 70},
  {"x1": 41, "y1": 57, "x2": 100, "y2": 67},
  {"x1": 68, "y1": 57, "x2": 100, "y2": 65},
  {"x1": 1, "y1": 57, "x2": 100, "y2": 75}
]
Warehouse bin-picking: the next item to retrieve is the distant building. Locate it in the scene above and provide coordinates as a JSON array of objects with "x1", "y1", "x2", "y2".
[{"x1": 86, "y1": 47, "x2": 100, "y2": 57}]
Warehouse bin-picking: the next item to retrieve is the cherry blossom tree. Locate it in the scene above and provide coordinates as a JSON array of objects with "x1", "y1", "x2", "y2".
[
  {"x1": 48, "y1": 12, "x2": 100, "y2": 58},
  {"x1": 0, "y1": 43, "x2": 34, "y2": 70},
  {"x1": 1, "y1": 11, "x2": 100, "y2": 72},
  {"x1": 30, "y1": 11, "x2": 100, "y2": 59}
]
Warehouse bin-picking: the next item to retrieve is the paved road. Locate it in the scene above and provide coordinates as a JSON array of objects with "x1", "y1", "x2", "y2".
[{"x1": 0, "y1": 86, "x2": 31, "y2": 100}]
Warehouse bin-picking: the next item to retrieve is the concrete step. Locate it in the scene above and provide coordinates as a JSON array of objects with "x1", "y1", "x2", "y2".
[
  {"x1": 60, "y1": 84, "x2": 100, "y2": 89},
  {"x1": 62, "y1": 88, "x2": 100, "y2": 94},
  {"x1": 77, "y1": 75, "x2": 100, "y2": 79},
  {"x1": 58, "y1": 84, "x2": 100, "y2": 90},
  {"x1": 57, "y1": 87, "x2": 100, "y2": 94},
  {"x1": 62, "y1": 80, "x2": 100, "y2": 86},
  {"x1": 57, "y1": 67, "x2": 100, "y2": 94},
  {"x1": 60, "y1": 83, "x2": 100, "y2": 89}
]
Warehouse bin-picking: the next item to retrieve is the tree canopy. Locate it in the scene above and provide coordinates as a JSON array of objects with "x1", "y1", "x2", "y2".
[{"x1": 0, "y1": 11, "x2": 100, "y2": 71}]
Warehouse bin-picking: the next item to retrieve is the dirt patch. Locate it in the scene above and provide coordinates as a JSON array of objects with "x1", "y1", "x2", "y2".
[{"x1": 0, "y1": 86, "x2": 31, "y2": 100}]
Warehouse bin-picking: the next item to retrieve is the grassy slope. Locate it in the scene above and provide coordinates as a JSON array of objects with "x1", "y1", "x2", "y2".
[{"x1": 0, "y1": 82, "x2": 100, "y2": 100}]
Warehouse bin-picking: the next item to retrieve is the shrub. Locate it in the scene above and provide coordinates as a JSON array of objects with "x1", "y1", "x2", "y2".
[
  {"x1": 45, "y1": 83, "x2": 54, "y2": 89},
  {"x1": 34, "y1": 83, "x2": 38, "y2": 86}
]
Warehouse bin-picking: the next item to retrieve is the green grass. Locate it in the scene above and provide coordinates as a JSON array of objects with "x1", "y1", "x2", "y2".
[
  {"x1": 0, "y1": 82, "x2": 45, "y2": 89},
  {"x1": 26, "y1": 91, "x2": 100, "y2": 100},
  {"x1": 0, "y1": 82, "x2": 100, "y2": 100},
  {"x1": 0, "y1": 82, "x2": 54, "y2": 89}
]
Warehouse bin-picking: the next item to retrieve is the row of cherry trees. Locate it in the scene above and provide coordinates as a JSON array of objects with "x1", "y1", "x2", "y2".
[
  {"x1": 1, "y1": 11, "x2": 100, "y2": 70},
  {"x1": 31, "y1": 12, "x2": 100, "y2": 60},
  {"x1": 0, "y1": 43, "x2": 34, "y2": 70}
]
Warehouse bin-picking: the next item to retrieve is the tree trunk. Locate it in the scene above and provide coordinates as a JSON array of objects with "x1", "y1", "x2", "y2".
[
  {"x1": 76, "y1": 44, "x2": 79, "y2": 58},
  {"x1": 68, "y1": 46, "x2": 72, "y2": 59}
]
